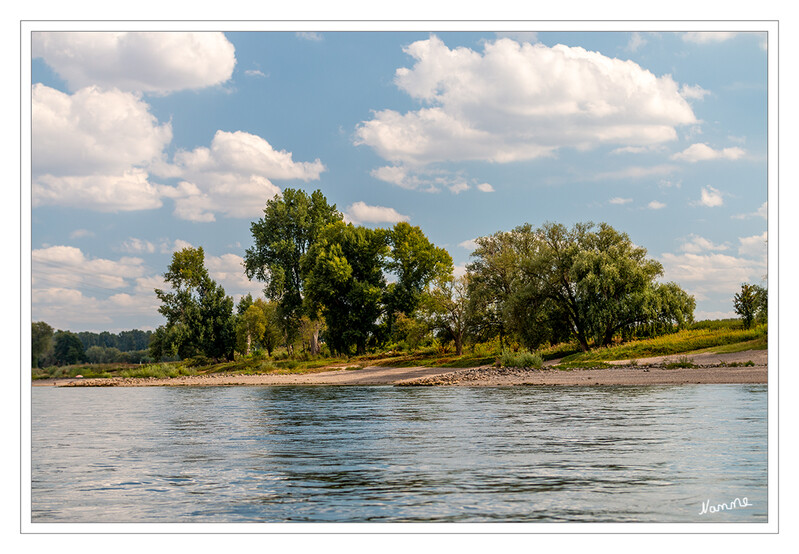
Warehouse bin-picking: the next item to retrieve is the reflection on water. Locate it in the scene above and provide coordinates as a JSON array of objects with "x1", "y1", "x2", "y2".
[{"x1": 31, "y1": 384, "x2": 767, "y2": 523}]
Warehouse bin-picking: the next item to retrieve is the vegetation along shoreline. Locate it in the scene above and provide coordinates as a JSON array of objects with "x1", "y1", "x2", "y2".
[{"x1": 32, "y1": 189, "x2": 768, "y2": 388}]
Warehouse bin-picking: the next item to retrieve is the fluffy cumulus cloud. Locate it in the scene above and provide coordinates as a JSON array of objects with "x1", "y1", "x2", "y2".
[
  {"x1": 31, "y1": 245, "x2": 266, "y2": 329},
  {"x1": 733, "y1": 201, "x2": 768, "y2": 220},
  {"x1": 661, "y1": 233, "x2": 767, "y2": 304},
  {"x1": 698, "y1": 186, "x2": 724, "y2": 207},
  {"x1": 205, "y1": 253, "x2": 265, "y2": 300},
  {"x1": 356, "y1": 36, "x2": 697, "y2": 169},
  {"x1": 164, "y1": 130, "x2": 326, "y2": 221},
  {"x1": 671, "y1": 143, "x2": 745, "y2": 162},
  {"x1": 31, "y1": 245, "x2": 160, "y2": 329},
  {"x1": 648, "y1": 200, "x2": 666, "y2": 210},
  {"x1": 32, "y1": 32, "x2": 236, "y2": 94},
  {"x1": 738, "y1": 232, "x2": 768, "y2": 258},
  {"x1": 344, "y1": 202, "x2": 410, "y2": 225},
  {"x1": 32, "y1": 84, "x2": 172, "y2": 211},
  {"x1": 680, "y1": 234, "x2": 729, "y2": 254}
]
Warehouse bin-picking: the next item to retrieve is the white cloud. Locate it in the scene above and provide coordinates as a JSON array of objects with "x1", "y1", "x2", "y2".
[
  {"x1": 32, "y1": 84, "x2": 172, "y2": 211},
  {"x1": 245, "y1": 69, "x2": 266, "y2": 78},
  {"x1": 118, "y1": 238, "x2": 156, "y2": 254},
  {"x1": 682, "y1": 32, "x2": 739, "y2": 44},
  {"x1": 453, "y1": 263, "x2": 468, "y2": 278},
  {"x1": 672, "y1": 143, "x2": 745, "y2": 162},
  {"x1": 679, "y1": 84, "x2": 711, "y2": 100},
  {"x1": 32, "y1": 32, "x2": 236, "y2": 94},
  {"x1": 69, "y1": 229, "x2": 94, "y2": 239},
  {"x1": 458, "y1": 239, "x2": 479, "y2": 251},
  {"x1": 698, "y1": 186, "x2": 724, "y2": 207},
  {"x1": 166, "y1": 130, "x2": 326, "y2": 221},
  {"x1": 695, "y1": 310, "x2": 738, "y2": 321},
  {"x1": 355, "y1": 36, "x2": 697, "y2": 167},
  {"x1": 32, "y1": 245, "x2": 147, "y2": 291},
  {"x1": 205, "y1": 253, "x2": 264, "y2": 298},
  {"x1": 648, "y1": 200, "x2": 666, "y2": 210},
  {"x1": 344, "y1": 202, "x2": 410, "y2": 225},
  {"x1": 609, "y1": 197, "x2": 632, "y2": 205},
  {"x1": 591, "y1": 164, "x2": 677, "y2": 181},
  {"x1": 371, "y1": 165, "x2": 484, "y2": 195},
  {"x1": 679, "y1": 234, "x2": 729, "y2": 254},
  {"x1": 494, "y1": 32, "x2": 538, "y2": 44},
  {"x1": 738, "y1": 232, "x2": 768, "y2": 258},
  {"x1": 296, "y1": 32, "x2": 323, "y2": 41},
  {"x1": 733, "y1": 201, "x2": 768, "y2": 220},
  {"x1": 448, "y1": 182, "x2": 470, "y2": 194},
  {"x1": 626, "y1": 32, "x2": 646, "y2": 52},
  {"x1": 661, "y1": 251, "x2": 767, "y2": 301}
]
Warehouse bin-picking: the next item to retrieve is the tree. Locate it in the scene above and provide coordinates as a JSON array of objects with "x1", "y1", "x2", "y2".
[
  {"x1": 153, "y1": 246, "x2": 236, "y2": 361},
  {"x1": 424, "y1": 275, "x2": 470, "y2": 355},
  {"x1": 53, "y1": 331, "x2": 85, "y2": 365},
  {"x1": 235, "y1": 298, "x2": 282, "y2": 356},
  {"x1": 467, "y1": 222, "x2": 695, "y2": 351},
  {"x1": 383, "y1": 222, "x2": 453, "y2": 334},
  {"x1": 303, "y1": 221, "x2": 388, "y2": 355},
  {"x1": 466, "y1": 225, "x2": 539, "y2": 346},
  {"x1": 753, "y1": 284, "x2": 768, "y2": 324},
  {"x1": 734, "y1": 283, "x2": 764, "y2": 330},
  {"x1": 244, "y1": 188, "x2": 342, "y2": 352},
  {"x1": 32, "y1": 321, "x2": 54, "y2": 368}
]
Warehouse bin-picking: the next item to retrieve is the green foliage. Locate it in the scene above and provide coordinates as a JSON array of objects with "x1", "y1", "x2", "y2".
[
  {"x1": 664, "y1": 356, "x2": 697, "y2": 369},
  {"x1": 244, "y1": 188, "x2": 342, "y2": 348},
  {"x1": 303, "y1": 221, "x2": 388, "y2": 355},
  {"x1": 53, "y1": 331, "x2": 86, "y2": 365},
  {"x1": 467, "y1": 221, "x2": 695, "y2": 352},
  {"x1": 236, "y1": 298, "x2": 282, "y2": 355},
  {"x1": 733, "y1": 283, "x2": 759, "y2": 329},
  {"x1": 500, "y1": 349, "x2": 543, "y2": 369},
  {"x1": 383, "y1": 222, "x2": 453, "y2": 333},
  {"x1": 561, "y1": 325, "x2": 767, "y2": 363},
  {"x1": 31, "y1": 321, "x2": 54, "y2": 368},
  {"x1": 423, "y1": 275, "x2": 470, "y2": 355},
  {"x1": 76, "y1": 329, "x2": 153, "y2": 352},
  {"x1": 733, "y1": 283, "x2": 767, "y2": 330},
  {"x1": 153, "y1": 246, "x2": 236, "y2": 361}
]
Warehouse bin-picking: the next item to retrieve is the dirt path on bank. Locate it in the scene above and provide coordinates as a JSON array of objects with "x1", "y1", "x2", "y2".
[{"x1": 32, "y1": 350, "x2": 767, "y2": 388}]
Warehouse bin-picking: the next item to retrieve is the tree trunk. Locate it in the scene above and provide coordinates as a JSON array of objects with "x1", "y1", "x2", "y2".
[
  {"x1": 455, "y1": 334, "x2": 463, "y2": 356},
  {"x1": 310, "y1": 324, "x2": 320, "y2": 356}
]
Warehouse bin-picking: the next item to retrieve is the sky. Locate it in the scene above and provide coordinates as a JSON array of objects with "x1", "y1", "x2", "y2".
[{"x1": 28, "y1": 28, "x2": 770, "y2": 332}]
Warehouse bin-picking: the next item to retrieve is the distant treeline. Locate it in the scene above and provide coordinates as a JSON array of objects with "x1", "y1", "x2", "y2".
[
  {"x1": 76, "y1": 329, "x2": 153, "y2": 352},
  {"x1": 31, "y1": 323, "x2": 155, "y2": 368}
]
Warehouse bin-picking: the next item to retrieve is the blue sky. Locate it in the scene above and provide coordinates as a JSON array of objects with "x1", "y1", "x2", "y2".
[{"x1": 29, "y1": 29, "x2": 770, "y2": 332}]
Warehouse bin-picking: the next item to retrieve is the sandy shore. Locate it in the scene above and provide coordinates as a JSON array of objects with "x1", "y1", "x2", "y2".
[{"x1": 33, "y1": 350, "x2": 767, "y2": 388}]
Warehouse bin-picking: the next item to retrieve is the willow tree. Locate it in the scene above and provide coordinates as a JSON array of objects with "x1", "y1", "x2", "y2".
[{"x1": 468, "y1": 222, "x2": 695, "y2": 351}]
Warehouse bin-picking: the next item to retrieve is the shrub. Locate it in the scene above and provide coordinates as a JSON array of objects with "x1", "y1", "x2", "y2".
[{"x1": 500, "y1": 349, "x2": 543, "y2": 369}]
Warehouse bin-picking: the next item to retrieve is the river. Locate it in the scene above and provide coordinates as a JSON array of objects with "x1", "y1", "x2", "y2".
[{"x1": 30, "y1": 384, "x2": 767, "y2": 523}]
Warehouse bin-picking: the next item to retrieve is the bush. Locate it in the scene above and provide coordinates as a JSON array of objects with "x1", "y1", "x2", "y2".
[{"x1": 500, "y1": 349, "x2": 543, "y2": 369}]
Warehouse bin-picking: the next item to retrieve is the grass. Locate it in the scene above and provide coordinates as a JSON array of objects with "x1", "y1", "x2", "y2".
[
  {"x1": 32, "y1": 320, "x2": 766, "y2": 380},
  {"x1": 664, "y1": 356, "x2": 698, "y2": 369},
  {"x1": 560, "y1": 325, "x2": 767, "y2": 364}
]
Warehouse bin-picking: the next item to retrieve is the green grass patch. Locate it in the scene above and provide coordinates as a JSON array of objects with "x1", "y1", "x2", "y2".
[
  {"x1": 551, "y1": 361, "x2": 613, "y2": 370},
  {"x1": 561, "y1": 325, "x2": 767, "y2": 364},
  {"x1": 663, "y1": 356, "x2": 698, "y2": 369}
]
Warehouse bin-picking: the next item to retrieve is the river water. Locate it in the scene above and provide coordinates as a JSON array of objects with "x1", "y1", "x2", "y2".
[{"x1": 30, "y1": 384, "x2": 767, "y2": 523}]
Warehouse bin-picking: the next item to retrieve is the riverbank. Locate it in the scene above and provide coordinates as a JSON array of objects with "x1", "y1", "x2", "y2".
[{"x1": 32, "y1": 350, "x2": 767, "y2": 387}]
